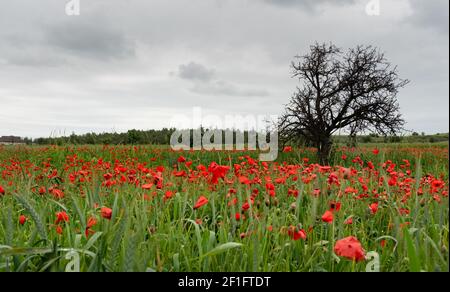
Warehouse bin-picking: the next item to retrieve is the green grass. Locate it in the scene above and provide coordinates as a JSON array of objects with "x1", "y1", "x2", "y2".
[{"x1": 0, "y1": 144, "x2": 448, "y2": 272}]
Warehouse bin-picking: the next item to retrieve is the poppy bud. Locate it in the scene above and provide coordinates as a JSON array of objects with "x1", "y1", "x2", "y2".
[
  {"x1": 419, "y1": 198, "x2": 426, "y2": 206},
  {"x1": 19, "y1": 215, "x2": 27, "y2": 225},
  {"x1": 101, "y1": 207, "x2": 112, "y2": 220},
  {"x1": 148, "y1": 226, "x2": 156, "y2": 234},
  {"x1": 273, "y1": 198, "x2": 279, "y2": 207},
  {"x1": 193, "y1": 196, "x2": 209, "y2": 210}
]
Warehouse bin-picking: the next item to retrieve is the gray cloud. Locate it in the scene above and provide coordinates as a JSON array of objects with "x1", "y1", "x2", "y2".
[
  {"x1": 0, "y1": 26, "x2": 63, "y2": 67},
  {"x1": 263, "y1": 0, "x2": 356, "y2": 11},
  {"x1": 177, "y1": 62, "x2": 270, "y2": 97},
  {"x1": 0, "y1": 0, "x2": 448, "y2": 137},
  {"x1": 178, "y1": 62, "x2": 215, "y2": 81},
  {"x1": 191, "y1": 80, "x2": 270, "y2": 97},
  {"x1": 45, "y1": 19, "x2": 135, "y2": 60},
  {"x1": 5, "y1": 55, "x2": 65, "y2": 67},
  {"x1": 407, "y1": 0, "x2": 449, "y2": 34}
]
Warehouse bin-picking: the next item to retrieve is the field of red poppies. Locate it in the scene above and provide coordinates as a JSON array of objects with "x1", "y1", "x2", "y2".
[{"x1": 0, "y1": 144, "x2": 448, "y2": 272}]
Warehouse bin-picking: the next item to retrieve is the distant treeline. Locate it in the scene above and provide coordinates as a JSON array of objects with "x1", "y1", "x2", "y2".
[
  {"x1": 333, "y1": 132, "x2": 449, "y2": 145},
  {"x1": 33, "y1": 128, "x2": 267, "y2": 146},
  {"x1": 30, "y1": 129, "x2": 449, "y2": 146},
  {"x1": 33, "y1": 129, "x2": 176, "y2": 145}
]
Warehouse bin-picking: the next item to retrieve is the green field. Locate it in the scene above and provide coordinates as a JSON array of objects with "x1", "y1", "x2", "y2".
[{"x1": 0, "y1": 143, "x2": 448, "y2": 272}]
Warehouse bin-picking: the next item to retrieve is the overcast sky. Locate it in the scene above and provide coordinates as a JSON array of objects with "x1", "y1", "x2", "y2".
[{"x1": 0, "y1": 0, "x2": 448, "y2": 138}]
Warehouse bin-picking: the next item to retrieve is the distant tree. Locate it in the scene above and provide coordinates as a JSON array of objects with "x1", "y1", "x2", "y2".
[
  {"x1": 69, "y1": 132, "x2": 79, "y2": 144},
  {"x1": 279, "y1": 43, "x2": 409, "y2": 164},
  {"x1": 389, "y1": 136, "x2": 403, "y2": 143},
  {"x1": 85, "y1": 133, "x2": 96, "y2": 144},
  {"x1": 23, "y1": 137, "x2": 32, "y2": 145},
  {"x1": 127, "y1": 130, "x2": 142, "y2": 144},
  {"x1": 412, "y1": 132, "x2": 419, "y2": 136},
  {"x1": 362, "y1": 136, "x2": 373, "y2": 143}
]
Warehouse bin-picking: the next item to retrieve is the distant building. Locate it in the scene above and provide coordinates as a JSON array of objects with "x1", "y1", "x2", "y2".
[{"x1": 0, "y1": 136, "x2": 25, "y2": 145}]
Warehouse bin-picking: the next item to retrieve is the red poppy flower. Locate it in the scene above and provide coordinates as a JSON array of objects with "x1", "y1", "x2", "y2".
[
  {"x1": 287, "y1": 226, "x2": 307, "y2": 241},
  {"x1": 265, "y1": 183, "x2": 275, "y2": 191},
  {"x1": 55, "y1": 211, "x2": 69, "y2": 224},
  {"x1": 288, "y1": 189, "x2": 299, "y2": 198},
  {"x1": 38, "y1": 186, "x2": 46, "y2": 195},
  {"x1": 193, "y1": 196, "x2": 209, "y2": 210},
  {"x1": 373, "y1": 149, "x2": 380, "y2": 155},
  {"x1": 208, "y1": 162, "x2": 230, "y2": 185},
  {"x1": 177, "y1": 156, "x2": 186, "y2": 163},
  {"x1": 321, "y1": 210, "x2": 334, "y2": 224},
  {"x1": 369, "y1": 202, "x2": 379, "y2": 214},
  {"x1": 19, "y1": 215, "x2": 27, "y2": 225},
  {"x1": 164, "y1": 190, "x2": 174, "y2": 200},
  {"x1": 283, "y1": 146, "x2": 292, "y2": 153},
  {"x1": 242, "y1": 198, "x2": 254, "y2": 211},
  {"x1": 85, "y1": 216, "x2": 97, "y2": 237},
  {"x1": 153, "y1": 172, "x2": 164, "y2": 189},
  {"x1": 142, "y1": 183, "x2": 153, "y2": 190},
  {"x1": 238, "y1": 176, "x2": 251, "y2": 185},
  {"x1": 388, "y1": 176, "x2": 397, "y2": 186},
  {"x1": 330, "y1": 201, "x2": 341, "y2": 212},
  {"x1": 173, "y1": 170, "x2": 186, "y2": 177},
  {"x1": 197, "y1": 164, "x2": 206, "y2": 171},
  {"x1": 0, "y1": 185, "x2": 5, "y2": 195},
  {"x1": 50, "y1": 188, "x2": 64, "y2": 199},
  {"x1": 313, "y1": 189, "x2": 321, "y2": 197},
  {"x1": 101, "y1": 207, "x2": 112, "y2": 220},
  {"x1": 56, "y1": 225, "x2": 63, "y2": 235},
  {"x1": 433, "y1": 194, "x2": 441, "y2": 203},
  {"x1": 432, "y1": 179, "x2": 444, "y2": 189},
  {"x1": 103, "y1": 173, "x2": 113, "y2": 180},
  {"x1": 334, "y1": 236, "x2": 366, "y2": 262},
  {"x1": 274, "y1": 177, "x2": 286, "y2": 184},
  {"x1": 87, "y1": 216, "x2": 97, "y2": 228},
  {"x1": 327, "y1": 173, "x2": 340, "y2": 186},
  {"x1": 235, "y1": 212, "x2": 241, "y2": 221},
  {"x1": 399, "y1": 208, "x2": 410, "y2": 216},
  {"x1": 344, "y1": 217, "x2": 353, "y2": 225}
]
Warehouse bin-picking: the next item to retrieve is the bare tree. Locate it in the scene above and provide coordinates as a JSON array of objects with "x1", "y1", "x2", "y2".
[{"x1": 279, "y1": 43, "x2": 409, "y2": 165}]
